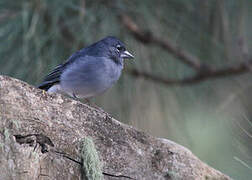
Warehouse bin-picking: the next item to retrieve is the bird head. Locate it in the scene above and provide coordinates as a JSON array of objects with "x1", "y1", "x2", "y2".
[{"x1": 85, "y1": 36, "x2": 134, "y2": 65}]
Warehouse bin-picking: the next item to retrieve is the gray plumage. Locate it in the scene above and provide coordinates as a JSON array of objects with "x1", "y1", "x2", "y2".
[{"x1": 38, "y1": 36, "x2": 134, "y2": 98}]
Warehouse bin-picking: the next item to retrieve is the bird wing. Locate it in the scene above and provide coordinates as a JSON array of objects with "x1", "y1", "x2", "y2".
[
  {"x1": 37, "y1": 51, "x2": 83, "y2": 91},
  {"x1": 37, "y1": 64, "x2": 63, "y2": 91}
]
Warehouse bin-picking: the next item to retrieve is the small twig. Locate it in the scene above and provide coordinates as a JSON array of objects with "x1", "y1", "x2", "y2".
[
  {"x1": 103, "y1": 172, "x2": 136, "y2": 180},
  {"x1": 234, "y1": 156, "x2": 252, "y2": 170},
  {"x1": 53, "y1": 150, "x2": 82, "y2": 165},
  {"x1": 53, "y1": 150, "x2": 135, "y2": 179}
]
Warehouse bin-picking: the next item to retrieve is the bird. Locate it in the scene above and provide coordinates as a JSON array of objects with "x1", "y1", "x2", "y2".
[{"x1": 38, "y1": 36, "x2": 134, "y2": 99}]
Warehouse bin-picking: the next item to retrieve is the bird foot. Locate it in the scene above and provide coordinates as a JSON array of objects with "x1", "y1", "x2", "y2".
[{"x1": 42, "y1": 90, "x2": 47, "y2": 96}]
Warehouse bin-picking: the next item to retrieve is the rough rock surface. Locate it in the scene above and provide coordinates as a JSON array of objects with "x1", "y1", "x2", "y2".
[{"x1": 0, "y1": 75, "x2": 230, "y2": 180}]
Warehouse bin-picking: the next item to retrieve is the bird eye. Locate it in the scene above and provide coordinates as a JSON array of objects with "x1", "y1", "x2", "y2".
[{"x1": 116, "y1": 45, "x2": 123, "y2": 51}]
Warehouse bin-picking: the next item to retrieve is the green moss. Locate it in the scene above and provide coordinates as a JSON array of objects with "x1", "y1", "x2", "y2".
[
  {"x1": 165, "y1": 170, "x2": 180, "y2": 180},
  {"x1": 0, "y1": 142, "x2": 4, "y2": 150},
  {"x1": 3, "y1": 128, "x2": 10, "y2": 141},
  {"x1": 11, "y1": 119, "x2": 20, "y2": 129},
  {"x1": 80, "y1": 137, "x2": 103, "y2": 180}
]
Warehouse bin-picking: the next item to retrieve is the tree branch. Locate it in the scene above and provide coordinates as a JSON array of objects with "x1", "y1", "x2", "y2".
[
  {"x1": 126, "y1": 59, "x2": 252, "y2": 86},
  {"x1": 120, "y1": 14, "x2": 252, "y2": 86},
  {"x1": 120, "y1": 14, "x2": 202, "y2": 69}
]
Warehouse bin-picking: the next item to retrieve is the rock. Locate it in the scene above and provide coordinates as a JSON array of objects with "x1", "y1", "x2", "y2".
[{"x1": 0, "y1": 75, "x2": 230, "y2": 180}]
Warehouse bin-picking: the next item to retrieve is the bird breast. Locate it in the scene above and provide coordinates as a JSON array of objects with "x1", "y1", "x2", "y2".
[{"x1": 60, "y1": 57, "x2": 123, "y2": 98}]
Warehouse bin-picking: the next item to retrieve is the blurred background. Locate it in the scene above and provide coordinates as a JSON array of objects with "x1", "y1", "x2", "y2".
[{"x1": 1, "y1": 0, "x2": 251, "y2": 179}]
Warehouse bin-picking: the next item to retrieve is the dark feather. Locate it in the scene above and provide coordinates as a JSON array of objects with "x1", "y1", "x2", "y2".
[{"x1": 38, "y1": 51, "x2": 83, "y2": 91}]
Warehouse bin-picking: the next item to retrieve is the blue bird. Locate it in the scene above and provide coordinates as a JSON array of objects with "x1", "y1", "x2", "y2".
[{"x1": 38, "y1": 36, "x2": 134, "y2": 98}]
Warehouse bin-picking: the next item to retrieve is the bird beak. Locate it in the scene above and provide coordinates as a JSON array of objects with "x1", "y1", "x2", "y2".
[{"x1": 121, "y1": 50, "x2": 134, "y2": 59}]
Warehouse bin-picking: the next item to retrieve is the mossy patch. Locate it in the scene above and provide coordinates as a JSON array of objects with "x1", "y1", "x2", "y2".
[{"x1": 80, "y1": 137, "x2": 103, "y2": 180}]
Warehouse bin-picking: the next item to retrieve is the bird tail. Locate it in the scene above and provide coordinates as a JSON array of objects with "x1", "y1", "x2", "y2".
[{"x1": 37, "y1": 81, "x2": 59, "y2": 91}]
